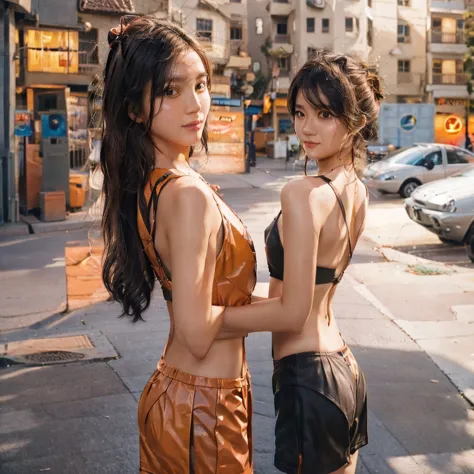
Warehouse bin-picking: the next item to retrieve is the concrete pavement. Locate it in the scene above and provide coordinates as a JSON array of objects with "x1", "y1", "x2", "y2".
[{"x1": 1, "y1": 158, "x2": 474, "y2": 473}]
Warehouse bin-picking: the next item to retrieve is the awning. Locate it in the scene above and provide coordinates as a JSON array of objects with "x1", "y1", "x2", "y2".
[
  {"x1": 7, "y1": 0, "x2": 31, "y2": 13},
  {"x1": 226, "y1": 55, "x2": 252, "y2": 69}
]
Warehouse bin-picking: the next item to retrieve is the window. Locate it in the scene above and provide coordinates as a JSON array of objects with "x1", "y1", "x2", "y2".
[
  {"x1": 368, "y1": 0, "x2": 372, "y2": 6},
  {"x1": 256, "y1": 18, "x2": 263, "y2": 35},
  {"x1": 432, "y1": 18, "x2": 442, "y2": 30},
  {"x1": 279, "y1": 56, "x2": 290, "y2": 71},
  {"x1": 367, "y1": 18, "x2": 373, "y2": 47},
  {"x1": 424, "y1": 151, "x2": 443, "y2": 166},
  {"x1": 322, "y1": 18, "x2": 330, "y2": 33},
  {"x1": 398, "y1": 60, "x2": 411, "y2": 72},
  {"x1": 398, "y1": 0, "x2": 410, "y2": 5},
  {"x1": 345, "y1": 17, "x2": 354, "y2": 33},
  {"x1": 230, "y1": 0, "x2": 241, "y2": 2},
  {"x1": 79, "y1": 28, "x2": 99, "y2": 65},
  {"x1": 307, "y1": 18, "x2": 315, "y2": 33},
  {"x1": 277, "y1": 20, "x2": 288, "y2": 35},
  {"x1": 447, "y1": 148, "x2": 474, "y2": 164},
  {"x1": 27, "y1": 29, "x2": 79, "y2": 74},
  {"x1": 398, "y1": 22, "x2": 411, "y2": 43},
  {"x1": 230, "y1": 26, "x2": 242, "y2": 40},
  {"x1": 196, "y1": 19, "x2": 213, "y2": 41}
]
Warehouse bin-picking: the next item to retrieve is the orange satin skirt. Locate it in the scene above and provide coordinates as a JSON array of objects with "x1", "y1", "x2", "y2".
[{"x1": 138, "y1": 357, "x2": 253, "y2": 474}]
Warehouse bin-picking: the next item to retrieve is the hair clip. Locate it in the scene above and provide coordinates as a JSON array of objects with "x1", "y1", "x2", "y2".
[{"x1": 108, "y1": 14, "x2": 141, "y2": 47}]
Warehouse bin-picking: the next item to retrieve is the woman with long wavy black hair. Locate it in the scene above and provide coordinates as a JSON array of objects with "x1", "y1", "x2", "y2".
[{"x1": 100, "y1": 14, "x2": 256, "y2": 473}]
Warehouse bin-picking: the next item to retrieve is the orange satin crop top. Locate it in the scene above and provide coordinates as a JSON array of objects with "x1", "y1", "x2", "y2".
[{"x1": 137, "y1": 169, "x2": 257, "y2": 307}]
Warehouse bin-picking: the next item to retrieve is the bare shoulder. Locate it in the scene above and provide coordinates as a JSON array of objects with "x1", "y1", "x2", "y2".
[
  {"x1": 159, "y1": 175, "x2": 219, "y2": 227},
  {"x1": 281, "y1": 176, "x2": 333, "y2": 213}
]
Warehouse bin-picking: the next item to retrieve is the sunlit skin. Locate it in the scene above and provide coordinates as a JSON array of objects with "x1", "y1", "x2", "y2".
[
  {"x1": 135, "y1": 50, "x2": 248, "y2": 379},
  {"x1": 294, "y1": 89, "x2": 354, "y2": 172},
  {"x1": 220, "y1": 84, "x2": 368, "y2": 474},
  {"x1": 137, "y1": 50, "x2": 211, "y2": 168}
]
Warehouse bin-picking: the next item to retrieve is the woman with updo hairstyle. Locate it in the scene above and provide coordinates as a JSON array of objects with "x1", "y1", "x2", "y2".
[
  {"x1": 100, "y1": 14, "x2": 257, "y2": 473},
  {"x1": 218, "y1": 50, "x2": 384, "y2": 473}
]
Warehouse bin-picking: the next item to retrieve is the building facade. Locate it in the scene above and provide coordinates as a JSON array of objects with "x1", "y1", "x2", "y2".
[{"x1": 370, "y1": 0, "x2": 428, "y2": 104}]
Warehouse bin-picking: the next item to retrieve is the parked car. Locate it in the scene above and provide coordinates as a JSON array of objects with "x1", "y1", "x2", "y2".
[
  {"x1": 363, "y1": 144, "x2": 474, "y2": 197},
  {"x1": 404, "y1": 166, "x2": 474, "y2": 262},
  {"x1": 366, "y1": 142, "x2": 396, "y2": 163}
]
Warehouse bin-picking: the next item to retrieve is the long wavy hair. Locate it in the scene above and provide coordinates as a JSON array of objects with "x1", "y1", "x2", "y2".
[
  {"x1": 100, "y1": 15, "x2": 212, "y2": 322},
  {"x1": 287, "y1": 50, "x2": 384, "y2": 174}
]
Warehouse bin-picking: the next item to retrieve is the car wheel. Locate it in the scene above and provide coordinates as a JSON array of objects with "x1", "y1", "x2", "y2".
[
  {"x1": 400, "y1": 180, "x2": 420, "y2": 198},
  {"x1": 465, "y1": 225, "x2": 474, "y2": 263}
]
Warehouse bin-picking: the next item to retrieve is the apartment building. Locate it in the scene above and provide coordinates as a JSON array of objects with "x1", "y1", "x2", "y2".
[
  {"x1": 178, "y1": 0, "x2": 251, "y2": 98},
  {"x1": 370, "y1": 0, "x2": 428, "y2": 104},
  {"x1": 247, "y1": 0, "x2": 374, "y2": 137},
  {"x1": 425, "y1": 0, "x2": 470, "y2": 145}
]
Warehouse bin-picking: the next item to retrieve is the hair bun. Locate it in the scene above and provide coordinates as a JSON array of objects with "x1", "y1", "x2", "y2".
[{"x1": 367, "y1": 71, "x2": 384, "y2": 101}]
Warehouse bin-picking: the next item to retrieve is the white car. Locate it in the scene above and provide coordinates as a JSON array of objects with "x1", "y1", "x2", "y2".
[
  {"x1": 405, "y1": 166, "x2": 474, "y2": 261},
  {"x1": 363, "y1": 144, "x2": 474, "y2": 197}
]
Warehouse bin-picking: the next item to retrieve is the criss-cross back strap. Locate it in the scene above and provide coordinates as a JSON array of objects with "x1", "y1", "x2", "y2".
[
  {"x1": 137, "y1": 170, "x2": 183, "y2": 293},
  {"x1": 316, "y1": 175, "x2": 366, "y2": 284}
]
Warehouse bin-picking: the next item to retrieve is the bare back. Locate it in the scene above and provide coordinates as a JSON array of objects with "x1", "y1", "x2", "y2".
[{"x1": 270, "y1": 173, "x2": 368, "y2": 359}]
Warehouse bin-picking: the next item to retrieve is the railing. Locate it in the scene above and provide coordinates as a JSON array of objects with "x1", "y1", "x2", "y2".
[
  {"x1": 274, "y1": 34, "x2": 290, "y2": 43},
  {"x1": 273, "y1": 0, "x2": 289, "y2": 3},
  {"x1": 431, "y1": 30, "x2": 465, "y2": 44},
  {"x1": 17, "y1": 46, "x2": 101, "y2": 77},
  {"x1": 398, "y1": 71, "x2": 413, "y2": 83},
  {"x1": 78, "y1": 50, "x2": 101, "y2": 75},
  {"x1": 432, "y1": 73, "x2": 467, "y2": 85},
  {"x1": 230, "y1": 39, "x2": 243, "y2": 56}
]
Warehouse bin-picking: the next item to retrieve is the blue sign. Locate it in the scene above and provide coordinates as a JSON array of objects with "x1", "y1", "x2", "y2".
[
  {"x1": 41, "y1": 113, "x2": 67, "y2": 139},
  {"x1": 212, "y1": 98, "x2": 242, "y2": 107},
  {"x1": 400, "y1": 114, "x2": 417, "y2": 132},
  {"x1": 14, "y1": 110, "x2": 33, "y2": 137}
]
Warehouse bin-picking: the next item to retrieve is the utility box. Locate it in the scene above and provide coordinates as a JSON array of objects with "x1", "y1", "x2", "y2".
[
  {"x1": 40, "y1": 191, "x2": 66, "y2": 222},
  {"x1": 40, "y1": 111, "x2": 70, "y2": 206},
  {"x1": 378, "y1": 104, "x2": 435, "y2": 148}
]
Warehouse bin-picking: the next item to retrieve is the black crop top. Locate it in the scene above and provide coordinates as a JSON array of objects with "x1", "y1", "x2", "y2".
[{"x1": 264, "y1": 176, "x2": 354, "y2": 285}]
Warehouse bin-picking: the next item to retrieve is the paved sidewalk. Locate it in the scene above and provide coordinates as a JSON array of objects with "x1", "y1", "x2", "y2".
[{"x1": 1, "y1": 161, "x2": 474, "y2": 473}]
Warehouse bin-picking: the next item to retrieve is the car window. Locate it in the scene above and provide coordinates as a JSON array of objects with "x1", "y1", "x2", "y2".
[
  {"x1": 387, "y1": 147, "x2": 423, "y2": 165},
  {"x1": 447, "y1": 148, "x2": 474, "y2": 164},
  {"x1": 424, "y1": 150, "x2": 443, "y2": 166}
]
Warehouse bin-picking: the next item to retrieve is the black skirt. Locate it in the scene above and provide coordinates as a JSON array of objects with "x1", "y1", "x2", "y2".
[{"x1": 272, "y1": 346, "x2": 368, "y2": 474}]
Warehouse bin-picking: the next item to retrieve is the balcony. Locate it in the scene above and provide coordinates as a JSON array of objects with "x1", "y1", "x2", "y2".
[
  {"x1": 398, "y1": 72, "x2": 413, "y2": 84},
  {"x1": 270, "y1": 34, "x2": 294, "y2": 55},
  {"x1": 392, "y1": 72, "x2": 425, "y2": 96},
  {"x1": 429, "y1": 30, "x2": 467, "y2": 54},
  {"x1": 198, "y1": 38, "x2": 229, "y2": 65},
  {"x1": 230, "y1": 39, "x2": 244, "y2": 56},
  {"x1": 16, "y1": 45, "x2": 101, "y2": 88},
  {"x1": 430, "y1": 0, "x2": 466, "y2": 12},
  {"x1": 431, "y1": 30, "x2": 464, "y2": 44},
  {"x1": 266, "y1": 0, "x2": 294, "y2": 16},
  {"x1": 432, "y1": 73, "x2": 467, "y2": 85}
]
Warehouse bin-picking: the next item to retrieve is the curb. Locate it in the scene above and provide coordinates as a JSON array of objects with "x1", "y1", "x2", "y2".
[{"x1": 377, "y1": 246, "x2": 473, "y2": 274}]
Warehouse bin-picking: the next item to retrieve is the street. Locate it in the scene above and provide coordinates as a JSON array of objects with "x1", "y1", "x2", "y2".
[{"x1": 1, "y1": 159, "x2": 474, "y2": 474}]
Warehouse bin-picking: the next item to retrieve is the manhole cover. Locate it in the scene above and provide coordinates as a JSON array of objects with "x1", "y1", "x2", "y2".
[{"x1": 23, "y1": 351, "x2": 85, "y2": 363}]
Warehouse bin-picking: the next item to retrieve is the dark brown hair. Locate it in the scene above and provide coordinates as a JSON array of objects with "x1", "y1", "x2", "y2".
[
  {"x1": 100, "y1": 15, "x2": 212, "y2": 322},
  {"x1": 287, "y1": 50, "x2": 384, "y2": 173}
]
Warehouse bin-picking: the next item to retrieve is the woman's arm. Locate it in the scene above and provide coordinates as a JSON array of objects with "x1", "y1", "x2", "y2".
[
  {"x1": 165, "y1": 178, "x2": 227, "y2": 359},
  {"x1": 221, "y1": 179, "x2": 323, "y2": 334}
]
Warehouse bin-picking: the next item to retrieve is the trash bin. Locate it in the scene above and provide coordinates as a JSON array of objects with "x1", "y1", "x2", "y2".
[{"x1": 69, "y1": 173, "x2": 88, "y2": 210}]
